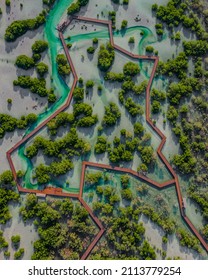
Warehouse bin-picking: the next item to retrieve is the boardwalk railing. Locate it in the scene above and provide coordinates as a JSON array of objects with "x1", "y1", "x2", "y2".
[{"x1": 6, "y1": 15, "x2": 208, "y2": 258}]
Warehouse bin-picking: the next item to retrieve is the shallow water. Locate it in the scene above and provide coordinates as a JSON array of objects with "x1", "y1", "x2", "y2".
[
  {"x1": 6, "y1": 0, "x2": 206, "y2": 258},
  {"x1": 17, "y1": 0, "x2": 160, "y2": 191}
]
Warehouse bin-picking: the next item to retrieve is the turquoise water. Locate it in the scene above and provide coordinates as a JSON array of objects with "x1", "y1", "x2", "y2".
[
  {"x1": 18, "y1": 0, "x2": 74, "y2": 191},
  {"x1": 17, "y1": 0, "x2": 158, "y2": 192}
]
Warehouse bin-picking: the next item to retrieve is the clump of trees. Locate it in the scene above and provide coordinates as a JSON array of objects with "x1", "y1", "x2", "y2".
[
  {"x1": 177, "y1": 228, "x2": 201, "y2": 252},
  {"x1": 152, "y1": 0, "x2": 207, "y2": 40},
  {"x1": 5, "y1": 11, "x2": 46, "y2": 41},
  {"x1": 0, "y1": 231, "x2": 8, "y2": 250},
  {"x1": 140, "y1": 204, "x2": 175, "y2": 234},
  {"x1": 91, "y1": 201, "x2": 157, "y2": 259},
  {"x1": 152, "y1": 1, "x2": 187, "y2": 27},
  {"x1": 86, "y1": 80, "x2": 94, "y2": 88},
  {"x1": 87, "y1": 46, "x2": 95, "y2": 54},
  {"x1": 93, "y1": 38, "x2": 98, "y2": 44},
  {"x1": 188, "y1": 185, "x2": 208, "y2": 221},
  {"x1": 102, "y1": 102, "x2": 121, "y2": 127},
  {"x1": 25, "y1": 128, "x2": 91, "y2": 183},
  {"x1": 47, "y1": 112, "x2": 74, "y2": 135},
  {"x1": 108, "y1": 133, "x2": 140, "y2": 163},
  {"x1": 42, "y1": 0, "x2": 56, "y2": 7},
  {"x1": 128, "y1": 37, "x2": 135, "y2": 44},
  {"x1": 85, "y1": 172, "x2": 103, "y2": 186},
  {"x1": 36, "y1": 62, "x2": 49, "y2": 77},
  {"x1": 14, "y1": 248, "x2": 25, "y2": 260},
  {"x1": 73, "y1": 102, "x2": 98, "y2": 128},
  {"x1": 109, "y1": 11, "x2": 116, "y2": 29},
  {"x1": 156, "y1": 52, "x2": 188, "y2": 79},
  {"x1": 56, "y1": 54, "x2": 71, "y2": 76},
  {"x1": 15, "y1": 55, "x2": 35, "y2": 70},
  {"x1": 11, "y1": 235, "x2": 21, "y2": 249},
  {"x1": 73, "y1": 87, "x2": 84, "y2": 101},
  {"x1": 104, "y1": 72, "x2": 125, "y2": 82},
  {"x1": 98, "y1": 43, "x2": 115, "y2": 71},
  {"x1": 201, "y1": 225, "x2": 208, "y2": 242},
  {"x1": 155, "y1": 23, "x2": 164, "y2": 36},
  {"x1": 95, "y1": 136, "x2": 107, "y2": 154},
  {"x1": 146, "y1": 46, "x2": 154, "y2": 53},
  {"x1": 167, "y1": 78, "x2": 202, "y2": 105},
  {"x1": 67, "y1": 0, "x2": 89, "y2": 15},
  {"x1": 32, "y1": 40, "x2": 48, "y2": 54},
  {"x1": 14, "y1": 76, "x2": 49, "y2": 97},
  {"x1": 123, "y1": 62, "x2": 140, "y2": 76},
  {"x1": 183, "y1": 40, "x2": 208, "y2": 57},
  {"x1": 134, "y1": 122, "x2": 144, "y2": 135},
  {"x1": 121, "y1": 20, "x2": 128, "y2": 29},
  {"x1": 151, "y1": 88, "x2": 166, "y2": 114},
  {"x1": 0, "y1": 113, "x2": 37, "y2": 138},
  {"x1": 0, "y1": 171, "x2": 19, "y2": 224},
  {"x1": 124, "y1": 97, "x2": 144, "y2": 117},
  {"x1": 138, "y1": 145, "x2": 155, "y2": 165},
  {"x1": 121, "y1": 175, "x2": 130, "y2": 188},
  {"x1": 20, "y1": 194, "x2": 96, "y2": 260}
]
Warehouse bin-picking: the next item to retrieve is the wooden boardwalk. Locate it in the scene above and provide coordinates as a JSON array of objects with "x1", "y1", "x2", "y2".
[{"x1": 6, "y1": 15, "x2": 208, "y2": 259}]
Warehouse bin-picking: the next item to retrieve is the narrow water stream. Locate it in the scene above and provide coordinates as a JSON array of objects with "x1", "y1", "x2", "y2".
[{"x1": 17, "y1": 0, "x2": 157, "y2": 191}]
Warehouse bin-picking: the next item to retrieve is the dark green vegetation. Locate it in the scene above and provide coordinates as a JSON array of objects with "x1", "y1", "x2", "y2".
[
  {"x1": 104, "y1": 60, "x2": 145, "y2": 118},
  {"x1": 108, "y1": 11, "x2": 116, "y2": 30},
  {"x1": 152, "y1": 1, "x2": 208, "y2": 40},
  {"x1": 128, "y1": 37, "x2": 135, "y2": 44},
  {"x1": 0, "y1": 231, "x2": 8, "y2": 250},
  {"x1": 94, "y1": 136, "x2": 107, "y2": 154},
  {"x1": 0, "y1": 171, "x2": 19, "y2": 224},
  {"x1": 121, "y1": 20, "x2": 128, "y2": 29},
  {"x1": 152, "y1": 0, "x2": 208, "y2": 240},
  {"x1": 25, "y1": 128, "x2": 91, "y2": 184},
  {"x1": 67, "y1": 0, "x2": 89, "y2": 15},
  {"x1": 98, "y1": 43, "x2": 115, "y2": 71},
  {"x1": 96, "y1": 122, "x2": 154, "y2": 167},
  {"x1": 42, "y1": 0, "x2": 56, "y2": 7},
  {"x1": 73, "y1": 102, "x2": 98, "y2": 127},
  {"x1": 13, "y1": 40, "x2": 53, "y2": 103},
  {"x1": 102, "y1": 103, "x2": 121, "y2": 127},
  {"x1": 56, "y1": 54, "x2": 71, "y2": 76},
  {"x1": 5, "y1": 11, "x2": 46, "y2": 41},
  {"x1": 47, "y1": 112, "x2": 74, "y2": 135},
  {"x1": 151, "y1": 88, "x2": 166, "y2": 114},
  {"x1": 20, "y1": 194, "x2": 97, "y2": 259},
  {"x1": 32, "y1": 40, "x2": 48, "y2": 54},
  {"x1": 11, "y1": 235, "x2": 21, "y2": 249},
  {"x1": 13, "y1": 76, "x2": 53, "y2": 100},
  {"x1": 87, "y1": 46, "x2": 95, "y2": 54},
  {"x1": 87, "y1": 176, "x2": 156, "y2": 259},
  {"x1": 14, "y1": 248, "x2": 24, "y2": 260},
  {"x1": 84, "y1": 169, "x2": 202, "y2": 259},
  {"x1": 123, "y1": 62, "x2": 140, "y2": 76},
  {"x1": 15, "y1": 55, "x2": 35, "y2": 70},
  {"x1": 5, "y1": 0, "x2": 11, "y2": 7},
  {"x1": 146, "y1": 46, "x2": 154, "y2": 53},
  {"x1": 0, "y1": 113, "x2": 37, "y2": 139},
  {"x1": 36, "y1": 62, "x2": 49, "y2": 77},
  {"x1": 2, "y1": 0, "x2": 206, "y2": 259}
]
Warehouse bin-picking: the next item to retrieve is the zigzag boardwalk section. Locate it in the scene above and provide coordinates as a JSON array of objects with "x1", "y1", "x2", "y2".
[{"x1": 6, "y1": 14, "x2": 208, "y2": 259}]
